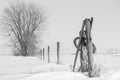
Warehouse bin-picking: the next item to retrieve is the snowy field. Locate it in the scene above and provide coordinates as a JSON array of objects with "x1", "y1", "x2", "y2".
[
  {"x1": 42, "y1": 53, "x2": 120, "y2": 71},
  {"x1": 0, "y1": 54, "x2": 120, "y2": 80}
]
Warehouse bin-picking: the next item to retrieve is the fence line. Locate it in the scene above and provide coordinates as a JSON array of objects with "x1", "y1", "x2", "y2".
[{"x1": 39, "y1": 42, "x2": 75, "y2": 64}]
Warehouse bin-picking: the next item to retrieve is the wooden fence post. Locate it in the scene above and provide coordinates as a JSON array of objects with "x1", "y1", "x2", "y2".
[
  {"x1": 48, "y1": 46, "x2": 50, "y2": 63},
  {"x1": 40, "y1": 49, "x2": 42, "y2": 60},
  {"x1": 43, "y1": 48, "x2": 45, "y2": 60},
  {"x1": 57, "y1": 42, "x2": 60, "y2": 64}
]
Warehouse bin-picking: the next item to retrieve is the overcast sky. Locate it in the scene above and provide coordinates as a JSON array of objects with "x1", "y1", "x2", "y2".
[{"x1": 0, "y1": 0, "x2": 120, "y2": 54}]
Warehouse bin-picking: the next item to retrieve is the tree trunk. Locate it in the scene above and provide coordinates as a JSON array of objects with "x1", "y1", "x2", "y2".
[
  {"x1": 24, "y1": 46, "x2": 27, "y2": 56},
  {"x1": 21, "y1": 44, "x2": 27, "y2": 56}
]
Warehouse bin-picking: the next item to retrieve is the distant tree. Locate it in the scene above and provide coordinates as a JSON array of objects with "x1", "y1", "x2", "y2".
[{"x1": 1, "y1": 2, "x2": 46, "y2": 56}]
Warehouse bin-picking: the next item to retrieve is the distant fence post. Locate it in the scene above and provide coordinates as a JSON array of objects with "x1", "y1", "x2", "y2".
[
  {"x1": 48, "y1": 46, "x2": 50, "y2": 63},
  {"x1": 43, "y1": 48, "x2": 45, "y2": 60},
  {"x1": 40, "y1": 49, "x2": 42, "y2": 60},
  {"x1": 57, "y1": 42, "x2": 60, "y2": 64}
]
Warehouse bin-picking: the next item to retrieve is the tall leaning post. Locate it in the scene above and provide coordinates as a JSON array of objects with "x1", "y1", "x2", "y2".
[{"x1": 86, "y1": 17, "x2": 94, "y2": 77}]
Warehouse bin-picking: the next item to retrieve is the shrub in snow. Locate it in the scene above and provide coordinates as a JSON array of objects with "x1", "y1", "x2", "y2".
[
  {"x1": 91, "y1": 64, "x2": 101, "y2": 77},
  {"x1": 77, "y1": 64, "x2": 101, "y2": 77}
]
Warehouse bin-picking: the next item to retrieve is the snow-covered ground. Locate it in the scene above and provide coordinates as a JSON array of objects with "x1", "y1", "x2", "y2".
[
  {"x1": 0, "y1": 54, "x2": 120, "y2": 80},
  {"x1": 0, "y1": 55, "x2": 70, "y2": 80}
]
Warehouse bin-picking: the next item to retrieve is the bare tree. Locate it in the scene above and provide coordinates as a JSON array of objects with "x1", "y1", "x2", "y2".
[{"x1": 1, "y1": 2, "x2": 46, "y2": 56}]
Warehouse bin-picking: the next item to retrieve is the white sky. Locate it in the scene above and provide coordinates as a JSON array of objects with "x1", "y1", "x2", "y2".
[{"x1": 0, "y1": 0, "x2": 120, "y2": 54}]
